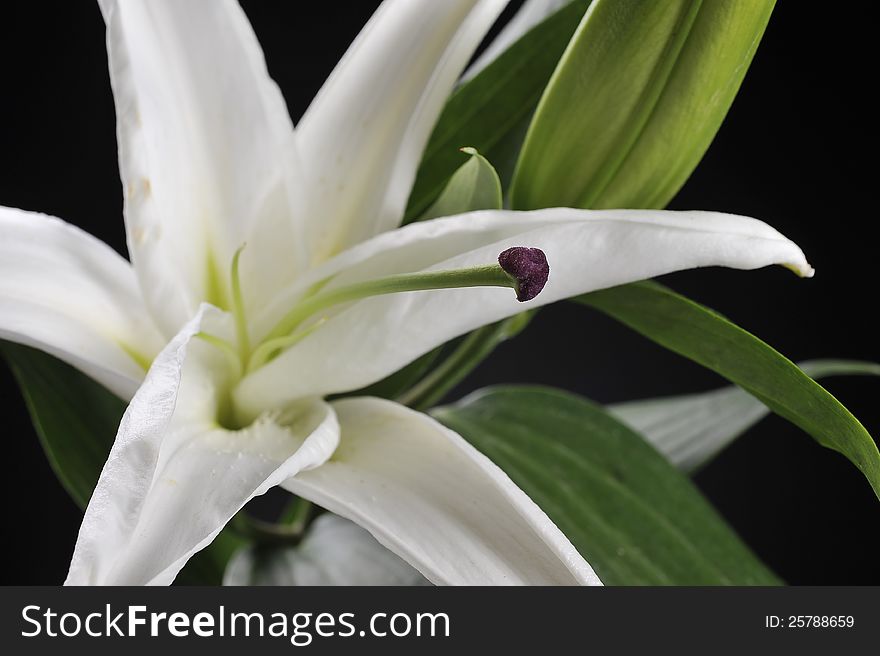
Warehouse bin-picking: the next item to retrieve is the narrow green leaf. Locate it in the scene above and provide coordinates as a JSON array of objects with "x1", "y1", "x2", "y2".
[
  {"x1": 2, "y1": 341, "x2": 123, "y2": 508},
  {"x1": 1, "y1": 340, "x2": 246, "y2": 584},
  {"x1": 419, "y1": 147, "x2": 502, "y2": 221},
  {"x1": 576, "y1": 283, "x2": 880, "y2": 500},
  {"x1": 404, "y1": 0, "x2": 592, "y2": 220},
  {"x1": 610, "y1": 360, "x2": 880, "y2": 473},
  {"x1": 433, "y1": 386, "x2": 780, "y2": 585},
  {"x1": 511, "y1": 0, "x2": 775, "y2": 210}
]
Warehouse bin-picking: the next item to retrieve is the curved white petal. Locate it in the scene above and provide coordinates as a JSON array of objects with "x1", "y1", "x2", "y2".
[
  {"x1": 283, "y1": 397, "x2": 600, "y2": 585},
  {"x1": 224, "y1": 513, "x2": 429, "y2": 586},
  {"x1": 101, "y1": 0, "x2": 302, "y2": 335},
  {"x1": 66, "y1": 306, "x2": 339, "y2": 586},
  {"x1": 610, "y1": 359, "x2": 880, "y2": 472},
  {"x1": 297, "y1": 0, "x2": 510, "y2": 262},
  {"x1": 463, "y1": 0, "x2": 571, "y2": 81},
  {"x1": 238, "y1": 208, "x2": 812, "y2": 413},
  {"x1": 0, "y1": 207, "x2": 163, "y2": 398}
]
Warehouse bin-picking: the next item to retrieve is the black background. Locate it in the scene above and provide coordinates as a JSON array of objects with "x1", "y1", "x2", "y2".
[{"x1": 0, "y1": 1, "x2": 877, "y2": 585}]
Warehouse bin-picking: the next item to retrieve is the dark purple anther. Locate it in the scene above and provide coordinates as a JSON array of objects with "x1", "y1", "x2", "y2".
[{"x1": 498, "y1": 247, "x2": 550, "y2": 302}]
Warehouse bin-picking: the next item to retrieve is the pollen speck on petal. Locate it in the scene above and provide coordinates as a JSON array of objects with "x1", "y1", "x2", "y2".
[{"x1": 498, "y1": 247, "x2": 550, "y2": 302}]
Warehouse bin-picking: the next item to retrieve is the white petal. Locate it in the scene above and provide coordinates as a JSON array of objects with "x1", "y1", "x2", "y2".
[
  {"x1": 462, "y1": 0, "x2": 571, "y2": 81},
  {"x1": 238, "y1": 208, "x2": 812, "y2": 413},
  {"x1": 610, "y1": 360, "x2": 880, "y2": 472},
  {"x1": 297, "y1": 0, "x2": 510, "y2": 262},
  {"x1": 283, "y1": 397, "x2": 601, "y2": 585},
  {"x1": 0, "y1": 206, "x2": 163, "y2": 398},
  {"x1": 65, "y1": 305, "x2": 339, "y2": 585},
  {"x1": 224, "y1": 513, "x2": 429, "y2": 586},
  {"x1": 101, "y1": 0, "x2": 302, "y2": 335}
]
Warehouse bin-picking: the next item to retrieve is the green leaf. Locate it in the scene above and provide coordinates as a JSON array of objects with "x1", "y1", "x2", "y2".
[
  {"x1": 511, "y1": 0, "x2": 775, "y2": 210},
  {"x1": 1, "y1": 340, "x2": 246, "y2": 584},
  {"x1": 2, "y1": 341, "x2": 123, "y2": 508},
  {"x1": 433, "y1": 386, "x2": 780, "y2": 585},
  {"x1": 404, "y1": 0, "x2": 592, "y2": 220},
  {"x1": 175, "y1": 530, "x2": 247, "y2": 586},
  {"x1": 419, "y1": 147, "x2": 502, "y2": 220},
  {"x1": 576, "y1": 283, "x2": 880, "y2": 500},
  {"x1": 610, "y1": 359, "x2": 880, "y2": 473}
]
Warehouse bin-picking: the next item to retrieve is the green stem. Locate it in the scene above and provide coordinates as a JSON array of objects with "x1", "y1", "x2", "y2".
[{"x1": 280, "y1": 498, "x2": 314, "y2": 534}]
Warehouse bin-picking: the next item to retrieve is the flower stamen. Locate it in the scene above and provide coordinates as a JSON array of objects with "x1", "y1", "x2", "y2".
[
  {"x1": 230, "y1": 245, "x2": 250, "y2": 365},
  {"x1": 247, "y1": 318, "x2": 327, "y2": 373},
  {"x1": 195, "y1": 332, "x2": 242, "y2": 379}
]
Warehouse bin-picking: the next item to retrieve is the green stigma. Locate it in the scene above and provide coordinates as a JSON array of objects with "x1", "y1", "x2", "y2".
[{"x1": 248, "y1": 248, "x2": 550, "y2": 371}]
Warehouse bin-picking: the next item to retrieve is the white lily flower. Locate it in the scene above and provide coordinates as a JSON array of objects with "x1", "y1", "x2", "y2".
[{"x1": 0, "y1": 0, "x2": 813, "y2": 585}]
